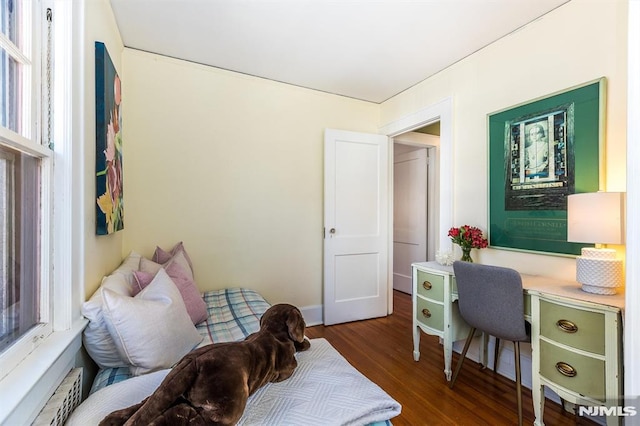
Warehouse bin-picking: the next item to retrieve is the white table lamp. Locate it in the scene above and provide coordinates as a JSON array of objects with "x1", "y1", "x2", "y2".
[{"x1": 567, "y1": 192, "x2": 625, "y2": 295}]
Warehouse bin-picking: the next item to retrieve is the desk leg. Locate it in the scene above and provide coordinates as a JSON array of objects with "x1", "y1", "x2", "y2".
[
  {"x1": 532, "y1": 380, "x2": 545, "y2": 426},
  {"x1": 413, "y1": 325, "x2": 421, "y2": 361},
  {"x1": 443, "y1": 337, "x2": 452, "y2": 381},
  {"x1": 530, "y1": 293, "x2": 544, "y2": 425}
]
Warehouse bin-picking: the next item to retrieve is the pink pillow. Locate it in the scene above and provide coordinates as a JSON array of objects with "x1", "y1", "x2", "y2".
[
  {"x1": 133, "y1": 261, "x2": 207, "y2": 325},
  {"x1": 140, "y1": 251, "x2": 193, "y2": 281},
  {"x1": 131, "y1": 270, "x2": 154, "y2": 295},
  {"x1": 153, "y1": 242, "x2": 194, "y2": 274}
]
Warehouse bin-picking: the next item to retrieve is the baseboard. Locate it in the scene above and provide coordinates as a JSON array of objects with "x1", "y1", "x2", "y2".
[
  {"x1": 451, "y1": 336, "x2": 533, "y2": 388},
  {"x1": 300, "y1": 304, "x2": 323, "y2": 327}
]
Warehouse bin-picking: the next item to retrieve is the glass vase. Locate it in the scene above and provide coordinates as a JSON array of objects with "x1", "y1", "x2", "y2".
[{"x1": 460, "y1": 247, "x2": 473, "y2": 262}]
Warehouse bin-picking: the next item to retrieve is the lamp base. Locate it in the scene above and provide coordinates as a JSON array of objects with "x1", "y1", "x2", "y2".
[
  {"x1": 576, "y1": 248, "x2": 623, "y2": 295},
  {"x1": 581, "y1": 283, "x2": 620, "y2": 295}
]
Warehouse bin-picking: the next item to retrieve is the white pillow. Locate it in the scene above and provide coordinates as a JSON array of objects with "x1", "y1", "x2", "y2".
[
  {"x1": 81, "y1": 251, "x2": 141, "y2": 368},
  {"x1": 101, "y1": 268, "x2": 204, "y2": 376}
]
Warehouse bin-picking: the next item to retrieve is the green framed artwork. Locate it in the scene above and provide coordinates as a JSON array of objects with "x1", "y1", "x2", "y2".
[{"x1": 488, "y1": 78, "x2": 605, "y2": 255}]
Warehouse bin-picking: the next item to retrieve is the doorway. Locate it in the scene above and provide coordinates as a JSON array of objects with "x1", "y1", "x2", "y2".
[{"x1": 392, "y1": 125, "x2": 440, "y2": 295}]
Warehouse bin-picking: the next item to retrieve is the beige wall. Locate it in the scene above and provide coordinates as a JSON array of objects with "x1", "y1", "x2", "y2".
[
  {"x1": 83, "y1": 0, "x2": 127, "y2": 298},
  {"x1": 381, "y1": 0, "x2": 628, "y2": 281},
  {"x1": 121, "y1": 50, "x2": 379, "y2": 307},
  {"x1": 89, "y1": 0, "x2": 627, "y2": 306}
]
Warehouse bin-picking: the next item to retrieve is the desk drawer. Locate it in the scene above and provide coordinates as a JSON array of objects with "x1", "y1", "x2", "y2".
[
  {"x1": 540, "y1": 299, "x2": 605, "y2": 355},
  {"x1": 416, "y1": 270, "x2": 445, "y2": 302},
  {"x1": 415, "y1": 297, "x2": 444, "y2": 332},
  {"x1": 540, "y1": 340, "x2": 605, "y2": 402}
]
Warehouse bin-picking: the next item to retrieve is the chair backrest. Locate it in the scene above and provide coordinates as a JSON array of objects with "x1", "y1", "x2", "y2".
[{"x1": 452, "y1": 261, "x2": 528, "y2": 342}]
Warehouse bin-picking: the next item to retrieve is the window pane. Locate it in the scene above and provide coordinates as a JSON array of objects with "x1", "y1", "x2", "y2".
[
  {"x1": 0, "y1": 48, "x2": 23, "y2": 134},
  {"x1": 0, "y1": 0, "x2": 22, "y2": 48},
  {"x1": 0, "y1": 145, "x2": 40, "y2": 354}
]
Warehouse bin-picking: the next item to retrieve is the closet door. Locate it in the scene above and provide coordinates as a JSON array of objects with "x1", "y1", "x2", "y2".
[{"x1": 393, "y1": 148, "x2": 428, "y2": 294}]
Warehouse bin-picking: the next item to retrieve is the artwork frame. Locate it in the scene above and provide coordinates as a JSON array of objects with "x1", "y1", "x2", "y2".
[
  {"x1": 487, "y1": 78, "x2": 605, "y2": 255},
  {"x1": 95, "y1": 42, "x2": 124, "y2": 235}
]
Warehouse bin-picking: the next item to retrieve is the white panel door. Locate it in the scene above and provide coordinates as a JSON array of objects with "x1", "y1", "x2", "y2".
[
  {"x1": 393, "y1": 148, "x2": 428, "y2": 294},
  {"x1": 324, "y1": 129, "x2": 388, "y2": 325}
]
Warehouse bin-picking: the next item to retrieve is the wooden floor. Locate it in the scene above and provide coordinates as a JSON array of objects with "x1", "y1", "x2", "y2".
[{"x1": 305, "y1": 290, "x2": 597, "y2": 426}]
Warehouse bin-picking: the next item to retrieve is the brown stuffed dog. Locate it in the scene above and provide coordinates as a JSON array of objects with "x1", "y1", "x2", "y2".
[{"x1": 100, "y1": 304, "x2": 311, "y2": 426}]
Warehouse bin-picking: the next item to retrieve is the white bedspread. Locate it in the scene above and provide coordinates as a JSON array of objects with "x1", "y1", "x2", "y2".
[{"x1": 67, "y1": 338, "x2": 401, "y2": 426}]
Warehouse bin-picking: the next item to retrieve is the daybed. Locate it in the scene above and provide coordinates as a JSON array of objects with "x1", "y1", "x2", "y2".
[{"x1": 69, "y1": 248, "x2": 401, "y2": 425}]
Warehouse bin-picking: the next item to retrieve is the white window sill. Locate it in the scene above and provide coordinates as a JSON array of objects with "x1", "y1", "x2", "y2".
[{"x1": 0, "y1": 318, "x2": 87, "y2": 425}]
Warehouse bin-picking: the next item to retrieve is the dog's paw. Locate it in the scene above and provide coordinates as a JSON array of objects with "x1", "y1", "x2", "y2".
[
  {"x1": 98, "y1": 414, "x2": 127, "y2": 426},
  {"x1": 99, "y1": 399, "x2": 145, "y2": 426},
  {"x1": 295, "y1": 338, "x2": 311, "y2": 352}
]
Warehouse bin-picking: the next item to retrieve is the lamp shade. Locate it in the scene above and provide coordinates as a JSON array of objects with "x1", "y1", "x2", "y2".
[{"x1": 567, "y1": 192, "x2": 625, "y2": 245}]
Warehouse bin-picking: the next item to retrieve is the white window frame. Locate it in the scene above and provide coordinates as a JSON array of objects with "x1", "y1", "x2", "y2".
[
  {"x1": 0, "y1": 0, "x2": 55, "y2": 380},
  {"x1": 0, "y1": 0, "x2": 79, "y2": 421}
]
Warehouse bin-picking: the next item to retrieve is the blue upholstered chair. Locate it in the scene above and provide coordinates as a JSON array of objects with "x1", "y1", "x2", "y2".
[{"x1": 450, "y1": 261, "x2": 529, "y2": 426}]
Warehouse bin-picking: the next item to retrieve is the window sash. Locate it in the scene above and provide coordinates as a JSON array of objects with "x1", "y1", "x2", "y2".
[{"x1": 0, "y1": 0, "x2": 34, "y2": 141}]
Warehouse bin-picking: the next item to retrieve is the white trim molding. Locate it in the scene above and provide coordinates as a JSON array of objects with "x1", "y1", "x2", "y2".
[
  {"x1": 380, "y1": 97, "x2": 454, "y2": 254},
  {"x1": 0, "y1": 319, "x2": 86, "y2": 425},
  {"x1": 625, "y1": 1, "x2": 640, "y2": 420},
  {"x1": 51, "y1": 0, "x2": 77, "y2": 331}
]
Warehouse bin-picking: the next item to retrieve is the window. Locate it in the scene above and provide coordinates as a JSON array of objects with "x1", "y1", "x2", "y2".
[
  {"x1": 0, "y1": 148, "x2": 41, "y2": 353},
  {"x1": 0, "y1": 0, "x2": 53, "y2": 377}
]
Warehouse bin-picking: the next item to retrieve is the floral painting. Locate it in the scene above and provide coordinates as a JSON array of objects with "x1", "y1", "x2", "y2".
[{"x1": 95, "y1": 42, "x2": 124, "y2": 235}]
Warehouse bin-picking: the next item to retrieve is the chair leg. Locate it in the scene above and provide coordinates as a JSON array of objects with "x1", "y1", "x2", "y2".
[
  {"x1": 494, "y1": 337, "x2": 500, "y2": 371},
  {"x1": 449, "y1": 327, "x2": 476, "y2": 389},
  {"x1": 514, "y1": 341, "x2": 523, "y2": 426}
]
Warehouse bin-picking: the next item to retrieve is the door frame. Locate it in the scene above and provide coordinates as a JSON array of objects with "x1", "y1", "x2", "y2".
[{"x1": 380, "y1": 97, "x2": 454, "y2": 313}]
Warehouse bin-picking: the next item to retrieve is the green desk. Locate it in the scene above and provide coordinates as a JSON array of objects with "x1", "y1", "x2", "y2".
[{"x1": 412, "y1": 261, "x2": 624, "y2": 426}]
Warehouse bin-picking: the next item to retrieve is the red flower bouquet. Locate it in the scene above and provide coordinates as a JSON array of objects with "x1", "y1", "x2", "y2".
[{"x1": 448, "y1": 225, "x2": 488, "y2": 262}]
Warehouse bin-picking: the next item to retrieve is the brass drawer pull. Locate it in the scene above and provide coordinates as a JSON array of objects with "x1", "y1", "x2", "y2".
[
  {"x1": 422, "y1": 308, "x2": 431, "y2": 318},
  {"x1": 423, "y1": 281, "x2": 432, "y2": 291},
  {"x1": 556, "y1": 319, "x2": 578, "y2": 333},
  {"x1": 555, "y1": 362, "x2": 577, "y2": 378}
]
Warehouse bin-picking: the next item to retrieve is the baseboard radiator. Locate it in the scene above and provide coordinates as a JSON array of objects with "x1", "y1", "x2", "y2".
[{"x1": 32, "y1": 368, "x2": 83, "y2": 426}]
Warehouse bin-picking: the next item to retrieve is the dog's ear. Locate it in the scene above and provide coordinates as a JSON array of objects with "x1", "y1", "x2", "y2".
[{"x1": 286, "y1": 307, "x2": 306, "y2": 343}]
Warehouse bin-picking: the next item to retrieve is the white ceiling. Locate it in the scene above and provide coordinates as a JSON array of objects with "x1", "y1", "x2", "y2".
[{"x1": 109, "y1": 0, "x2": 569, "y2": 104}]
